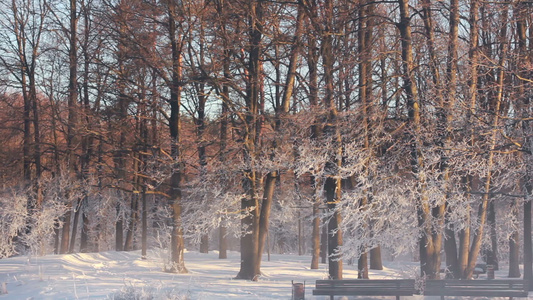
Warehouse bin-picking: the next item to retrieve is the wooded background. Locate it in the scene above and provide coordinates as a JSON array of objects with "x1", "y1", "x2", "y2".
[{"x1": 0, "y1": 0, "x2": 531, "y2": 284}]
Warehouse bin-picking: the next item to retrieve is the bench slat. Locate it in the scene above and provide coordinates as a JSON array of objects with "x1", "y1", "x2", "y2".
[
  {"x1": 424, "y1": 290, "x2": 528, "y2": 297},
  {"x1": 313, "y1": 288, "x2": 415, "y2": 296},
  {"x1": 423, "y1": 279, "x2": 529, "y2": 298},
  {"x1": 313, "y1": 279, "x2": 416, "y2": 299}
]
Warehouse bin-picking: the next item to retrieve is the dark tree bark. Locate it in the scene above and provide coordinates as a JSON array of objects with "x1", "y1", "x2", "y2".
[
  {"x1": 525, "y1": 181, "x2": 533, "y2": 289},
  {"x1": 214, "y1": 0, "x2": 230, "y2": 260},
  {"x1": 257, "y1": 174, "x2": 275, "y2": 265},
  {"x1": 70, "y1": 200, "x2": 81, "y2": 253},
  {"x1": 235, "y1": 0, "x2": 263, "y2": 281},
  {"x1": 124, "y1": 161, "x2": 140, "y2": 251},
  {"x1": 320, "y1": 217, "x2": 328, "y2": 264},
  {"x1": 508, "y1": 201, "x2": 521, "y2": 278},
  {"x1": 79, "y1": 0, "x2": 95, "y2": 254},
  {"x1": 485, "y1": 200, "x2": 499, "y2": 270},
  {"x1": 370, "y1": 247, "x2": 383, "y2": 270},
  {"x1": 142, "y1": 71, "x2": 159, "y2": 259},
  {"x1": 218, "y1": 63, "x2": 229, "y2": 260},
  {"x1": 517, "y1": 0, "x2": 532, "y2": 289},
  {"x1": 166, "y1": 0, "x2": 187, "y2": 273},
  {"x1": 80, "y1": 211, "x2": 89, "y2": 253},
  {"x1": 308, "y1": 28, "x2": 323, "y2": 270},
  {"x1": 441, "y1": 0, "x2": 460, "y2": 279},
  {"x1": 61, "y1": 0, "x2": 79, "y2": 255},
  {"x1": 322, "y1": 0, "x2": 343, "y2": 279},
  {"x1": 357, "y1": 0, "x2": 375, "y2": 279}
]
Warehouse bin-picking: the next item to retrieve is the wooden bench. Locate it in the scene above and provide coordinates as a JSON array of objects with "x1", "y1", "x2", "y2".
[
  {"x1": 313, "y1": 279, "x2": 416, "y2": 300},
  {"x1": 422, "y1": 279, "x2": 529, "y2": 300}
]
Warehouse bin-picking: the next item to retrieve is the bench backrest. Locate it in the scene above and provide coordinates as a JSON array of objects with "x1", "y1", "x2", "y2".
[
  {"x1": 424, "y1": 279, "x2": 527, "y2": 291},
  {"x1": 423, "y1": 279, "x2": 529, "y2": 296},
  {"x1": 316, "y1": 279, "x2": 416, "y2": 291}
]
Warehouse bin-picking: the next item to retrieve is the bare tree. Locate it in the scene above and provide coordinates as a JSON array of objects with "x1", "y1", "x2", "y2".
[{"x1": 165, "y1": 0, "x2": 187, "y2": 273}]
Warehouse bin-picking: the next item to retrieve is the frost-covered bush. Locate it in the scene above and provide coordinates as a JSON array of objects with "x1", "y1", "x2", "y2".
[
  {"x1": 110, "y1": 286, "x2": 154, "y2": 300},
  {"x1": 181, "y1": 158, "x2": 245, "y2": 246},
  {"x1": 23, "y1": 194, "x2": 68, "y2": 256},
  {"x1": 0, "y1": 177, "x2": 72, "y2": 257},
  {"x1": 0, "y1": 189, "x2": 29, "y2": 258},
  {"x1": 109, "y1": 285, "x2": 190, "y2": 300}
]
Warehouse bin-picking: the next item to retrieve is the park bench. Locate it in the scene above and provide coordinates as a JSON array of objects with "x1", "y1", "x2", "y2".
[
  {"x1": 422, "y1": 279, "x2": 529, "y2": 300},
  {"x1": 313, "y1": 279, "x2": 416, "y2": 300}
]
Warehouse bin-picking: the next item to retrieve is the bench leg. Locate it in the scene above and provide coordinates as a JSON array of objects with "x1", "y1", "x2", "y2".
[{"x1": 396, "y1": 296, "x2": 400, "y2": 300}]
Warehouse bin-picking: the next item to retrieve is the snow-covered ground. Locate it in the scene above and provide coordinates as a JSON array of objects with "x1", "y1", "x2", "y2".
[{"x1": 0, "y1": 249, "x2": 528, "y2": 299}]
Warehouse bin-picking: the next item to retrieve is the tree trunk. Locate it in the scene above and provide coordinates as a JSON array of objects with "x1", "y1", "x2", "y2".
[
  {"x1": 257, "y1": 2, "x2": 303, "y2": 269},
  {"x1": 141, "y1": 188, "x2": 147, "y2": 258},
  {"x1": 54, "y1": 223, "x2": 60, "y2": 254},
  {"x1": 257, "y1": 173, "x2": 276, "y2": 265},
  {"x1": 464, "y1": 6, "x2": 508, "y2": 278},
  {"x1": 167, "y1": 0, "x2": 187, "y2": 273},
  {"x1": 113, "y1": 0, "x2": 129, "y2": 253},
  {"x1": 311, "y1": 198, "x2": 321, "y2": 269},
  {"x1": 370, "y1": 247, "x2": 383, "y2": 270},
  {"x1": 115, "y1": 204, "x2": 124, "y2": 252},
  {"x1": 320, "y1": 0, "x2": 343, "y2": 280},
  {"x1": 485, "y1": 200, "x2": 498, "y2": 270},
  {"x1": 397, "y1": 0, "x2": 437, "y2": 279},
  {"x1": 325, "y1": 177, "x2": 343, "y2": 279},
  {"x1": 236, "y1": 169, "x2": 260, "y2": 280},
  {"x1": 80, "y1": 210, "x2": 89, "y2": 253},
  {"x1": 60, "y1": 213, "x2": 72, "y2": 254},
  {"x1": 457, "y1": 0, "x2": 480, "y2": 279},
  {"x1": 525, "y1": 181, "x2": 533, "y2": 289},
  {"x1": 321, "y1": 217, "x2": 328, "y2": 264},
  {"x1": 29, "y1": 76, "x2": 42, "y2": 206},
  {"x1": 308, "y1": 27, "x2": 322, "y2": 270},
  {"x1": 124, "y1": 192, "x2": 139, "y2": 251},
  {"x1": 508, "y1": 198, "x2": 521, "y2": 278},
  {"x1": 358, "y1": 0, "x2": 374, "y2": 279},
  {"x1": 236, "y1": 0, "x2": 263, "y2": 281},
  {"x1": 442, "y1": 0, "x2": 460, "y2": 279},
  {"x1": 191, "y1": 22, "x2": 209, "y2": 255},
  {"x1": 218, "y1": 97, "x2": 229, "y2": 260},
  {"x1": 69, "y1": 200, "x2": 81, "y2": 253},
  {"x1": 358, "y1": 253, "x2": 368, "y2": 279},
  {"x1": 78, "y1": 0, "x2": 94, "y2": 254},
  {"x1": 59, "y1": 0, "x2": 79, "y2": 255},
  {"x1": 517, "y1": 0, "x2": 532, "y2": 289},
  {"x1": 444, "y1": 211, "x2": 459, "y2": 278}
]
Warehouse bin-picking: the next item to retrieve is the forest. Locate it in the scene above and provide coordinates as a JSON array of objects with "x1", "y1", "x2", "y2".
[{"x1": 0, "y1": 0, "x2": 531, "y2": 286}]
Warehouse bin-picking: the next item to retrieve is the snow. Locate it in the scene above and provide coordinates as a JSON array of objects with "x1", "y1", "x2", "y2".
[{"x1": 0, "y1": 250, "x2": 529, "y2": 299}]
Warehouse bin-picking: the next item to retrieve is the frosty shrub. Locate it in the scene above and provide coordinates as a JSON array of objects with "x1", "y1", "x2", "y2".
[
  {"x1": 109, "y1": 285, "x2": 190, "y2": 300},
  {"x1": 162, "y1": 290, "x2": 191, "y2": 300},
  {"x1": 181, "y1": 158, "x2": 245, "y2": 246},
  {"x1": 0, "y1": 177, "x2": 72, "y2": 257},
  {"x1": 24, "y1": 179, "x2": 70, "y2": 255},
  {"x1": 109, "y1": 285, "x2": 154, "y2": 300},
  {"x1": 0, "y1": 189, "x2": 29, "y2": 258},
  {"x1": 148, "y1": 205, "x2": 174, "y2": 271}
]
